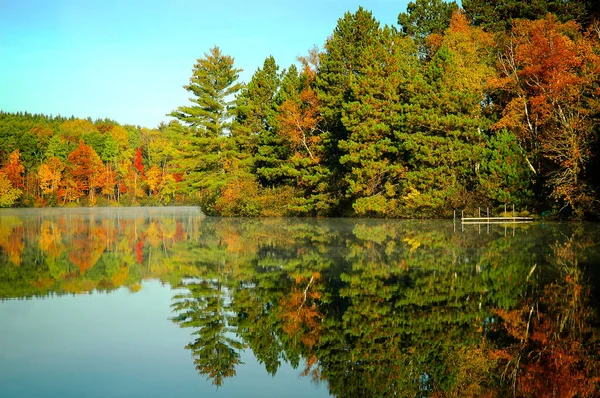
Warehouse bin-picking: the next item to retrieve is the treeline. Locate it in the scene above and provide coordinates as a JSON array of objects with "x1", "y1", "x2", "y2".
[
  {"x1": 0, "y1": 112, "x2": 183, "y2": 206},
  {"x1": 2, "y1": 0, "x2": 600, "y2": 218}
]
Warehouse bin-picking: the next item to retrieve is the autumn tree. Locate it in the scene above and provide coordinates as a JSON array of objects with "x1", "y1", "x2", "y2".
[
  {"x1": 1, "y1": 150, "x2": 25, "y2": 189},
  {"x1": 0, "y1": 171, "x2": 22, "y2": 207},
  {"x1": 38, "y1": 157, "x2": 64, "y2": 196},
  {"x1": 64, "y1": 141, "x2": 104, "y2": 203},
  {"x1": 492, "y1": 15, "x2": 600, "y2": 217},
  {"x1": 276, "y1": 51, "x2": 332, "y2": 215}
]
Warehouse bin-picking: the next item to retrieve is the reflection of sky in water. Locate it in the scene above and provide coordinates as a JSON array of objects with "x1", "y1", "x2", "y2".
[{"x1": 0, "y1": 281, "x2": 329, "y2": 398}]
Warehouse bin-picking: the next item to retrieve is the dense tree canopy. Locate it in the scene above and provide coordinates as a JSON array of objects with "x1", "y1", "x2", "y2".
[{"x1": 1, "y1": 2, "x2": 600, "y2": 218}]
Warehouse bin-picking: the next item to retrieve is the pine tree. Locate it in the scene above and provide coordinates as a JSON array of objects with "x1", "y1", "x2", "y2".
[
  {"x1": 397, "y1": 0, "x2": 458, "y2": 55},
  {"x1": 168, "y1": 47, "x2": 244, "y2": 213},
  {"x1": 234, "y1": 56, "x2": 285, "y2": 186},
  {"x1": 396, "y1": 11, "x2": 495, "y2": 216},
  {"x1": 316, "y1": 7, "x2": 383, "y2": 213},
  {"x1": 462, "y1": 0, "x2": 593, "y2": 32},
  {"x1": 169, "y1": 46, "x2": 243, "y2": 136},
  {"x1": 339, "y1": 26, "x2": 417, "y2": 216}
]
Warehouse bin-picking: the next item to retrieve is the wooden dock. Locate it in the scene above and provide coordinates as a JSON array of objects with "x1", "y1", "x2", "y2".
[
  {"x1": 454, "y1": 206, "x2": 534, "y2": 224},
  {"x1": 461, "y1": 216, "x2": 533, "y2": 224}
]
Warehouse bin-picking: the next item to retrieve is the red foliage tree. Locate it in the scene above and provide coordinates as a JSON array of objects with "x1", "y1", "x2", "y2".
[{"x1": 133, "y1": 148, "x2": 145, "y2": 177}]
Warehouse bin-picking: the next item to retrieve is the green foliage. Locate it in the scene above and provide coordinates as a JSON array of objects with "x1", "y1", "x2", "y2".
[
  {"x1": 463, "y1": 0, "x2": 593, "y2": 31},
  {"x1": 479, "y1": 130, "x2": 534, "y2": 206},
  {"x1": 2, "y1": 2, "x2": 600, "y2": 218},
  {"x1": 235, "y1": 56, "x2": 287, "y2": 186},
  {"x1": 168, "y1": 47, "x2": 245, "y2": 214},
  {"x1": 398, "y1": 0, "x2": 458, "y2": 52},
  {"x1": 0, "y1": 172, "x2": 22, "y2": 207},
  {"x1": 168, "y1": 46, "x2": 243, "y2": 136},
  {"x1": 45, "y1": 135, "x2": 74, "y2": 161},
  {"x1": 396, "y1": 16, "x2": 493, "y2": 217}
]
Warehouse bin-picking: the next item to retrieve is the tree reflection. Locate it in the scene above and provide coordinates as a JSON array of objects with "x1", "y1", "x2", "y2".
[
  {"x1": 171, "y1": 280, "x2": 244, "y2": 387},
  {"x1": 0, "y1": 209, "x2": 204, "y2": 297},
  {"x1": 489, "y1": 229, "x2": 600, "y2": 398},
  {"x1": 1, "y1": 213, "x2": 599, "y2": 396}
]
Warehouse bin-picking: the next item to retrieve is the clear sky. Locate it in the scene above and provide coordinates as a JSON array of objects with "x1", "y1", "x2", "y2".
[{"x1": 0, "y1": 0, "x2": 409, "y2": 127}]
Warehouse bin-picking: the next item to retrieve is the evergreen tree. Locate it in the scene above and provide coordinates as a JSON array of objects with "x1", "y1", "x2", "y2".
[
  {"x1": 479, "y1": 130, "x2": 534, "y2": 206},
  {"x1": 463, "y1": 0, "x2": 593, "y2": 32},
  {"x1": 169, "y1": 46, "x2": 243, "y2": 136},
  {"x1": 234, "y1": 56, "x2": 285, "y2": 186},
  {"x1": 396, "y1": 12, "x2": 495, "y2": 216},
  {"x1": 339, "y1": 26, "x2": 417, "y2": 216},
  {"x1": 316, "y1": 7, "x2": 383, "y2": 213},
  {"x1": 168, "y1": 47, "x2": 244, "y2": 213},
  {"x1": 397, "y1": 0, "x2": 458, "y2": 56}
]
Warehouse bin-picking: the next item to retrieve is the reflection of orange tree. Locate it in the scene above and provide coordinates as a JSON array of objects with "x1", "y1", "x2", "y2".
[
  {"x1": 491, "y1": 236, "x2": 600, "y2": 397},
  {"x1": 0, "y1": 216, "x2": 25, "y2": 266},
  {"x1": 38, "y1": 220, "x2": 65, "y2": 259},
  {"x1": 67, "y1": 219, "x2": 106, "y2": 273},
  {"x1": 277, "y1": 272, "x2": 323, "y2": 379}
]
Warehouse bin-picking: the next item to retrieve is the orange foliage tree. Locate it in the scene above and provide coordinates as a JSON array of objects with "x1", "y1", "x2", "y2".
[
  {"x1": 491, "y1": 235, "x2": 600, "y2": 397},
  {"x1": 492, "y1": 15, "x2": 600, "y2": 216},
  {"x1": 277, "y1": 51, "x2": 322, "y2": 163},
  {"x1": 64, "y1": 141, "x2": 104, "y2": 203},
  {"x1": 38, "y1": 156, "x2": 64, "y2": 195},
  {"x1": 2, "y1": 150, "x2": 25, "y2": 189}
]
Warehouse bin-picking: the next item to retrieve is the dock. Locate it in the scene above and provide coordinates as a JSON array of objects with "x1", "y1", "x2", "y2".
[
  {"x1": 461, "y1": 216, "x2": 533, "y2": 224},
  {"x1": 454, "y1": 205, "x2": 534, "y2": 224}
]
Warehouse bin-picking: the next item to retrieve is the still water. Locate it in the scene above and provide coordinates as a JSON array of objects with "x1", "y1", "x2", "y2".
[{"x1": 0, "y1": 207, "x2": 598, "y2": 397}]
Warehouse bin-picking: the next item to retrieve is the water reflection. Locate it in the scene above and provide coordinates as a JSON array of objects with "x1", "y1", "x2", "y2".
[{"x1": 0, "y1": 210, "x2": 599, "y2": 397}]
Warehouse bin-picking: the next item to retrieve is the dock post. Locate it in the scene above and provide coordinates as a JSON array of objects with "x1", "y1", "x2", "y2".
[
  {"x1": 512, "y1": 204, "x2": 515, "y2": 218},
  {"x1": 479, "y1": 207, "x2": 481, "y2": 217},
  {"x1": 461, "y1": 210, "x2": 464, "y2": 219},
  {"x1": 504, "y1": 203, "x2": 507, "y2": 216},
  {"x1": 453, "y1": 209, "x2": 455, "y2": 221},
  {"x1": 487, "y1": 207, "x2": 489, "y2": 218}
]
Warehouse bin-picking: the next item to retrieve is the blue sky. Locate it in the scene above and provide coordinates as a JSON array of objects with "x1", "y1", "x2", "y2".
[{"x1": 0, "y1": 0, "x2": 409, "y2": 127}]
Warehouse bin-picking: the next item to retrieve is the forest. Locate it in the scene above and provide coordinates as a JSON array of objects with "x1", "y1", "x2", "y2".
[{"x1": 1, "y1": 0, "x2": 600, "y2": 218}]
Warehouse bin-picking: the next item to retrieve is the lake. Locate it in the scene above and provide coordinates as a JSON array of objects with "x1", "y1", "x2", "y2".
[{"x1": 0, "y1": 207, "x2": 599, "y2": 397}]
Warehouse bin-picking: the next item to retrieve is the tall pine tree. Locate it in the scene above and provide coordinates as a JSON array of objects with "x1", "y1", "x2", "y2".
[
  {"x1": 339, "y1": 26, "x2": 417, "y2": 216},
  {"x1": 168, "y1": 46, "x2": 243, "y2": 214},
  {"x1": 316, "y1": 7, "x2": 383, "y2": 213}
]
